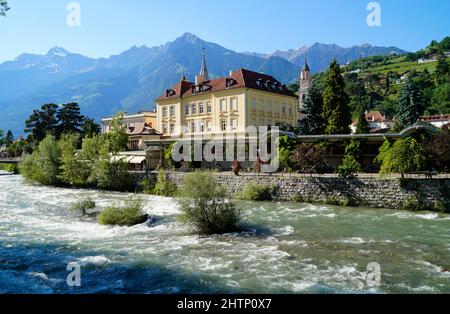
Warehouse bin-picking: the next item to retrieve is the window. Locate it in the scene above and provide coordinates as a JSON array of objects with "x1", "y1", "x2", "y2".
[
  {"x1": 207, "y1": 102, "x2": 212, "y2": 113},
  {"x1": 251, "y1": 98, "x2": 256, "y2": 110},
  {"x1": 231, "y1": 98, "x2": 238, "y2": 111},
  {"x1": 199, "y1": 103, "x2": 204, "y2": 114},
  {"x1": 170, "y1": 124, "x2": 175, "y2": 134},
  {"x1": 184, "y1": 125, "x2": 189, "y2": 133},
  {"x1": 231, "y1": 118, "x2": 237, "y2": 131},
  {"x1": 162, "y1": 124, "x2": 168, "y2": 134},
  {"x1": 192, "y1": 121, "x2": 197, "y2": 133},
  {"x1": 288, "y1": 107, "x2": 293, "y2": 115},
  {"x1": 221, "y1": 119, "x2": 227, "y2": 131},
  {"x1": 170, "y1": 106, "x2": 175, "y2": 116},
  {"x1": 192, "y1": 105, "x2": 197, "y2": 115},
  {"x1": 207, "y1": 121, "x2": 212, "y2": 132},
  {"x1": 185, "y1": 105, "x2": 190, "y2": 115},
  {"x1": 282, "y1": 104, "x2": 286, "y2": 114},
  {"x1": 200, "y1": 121, "x2": 205, "y2": 132},
  {"x1": 220, "y1": 99, "x2": 226, "y2": 112},
  {"x1": 162, "y1": 107, "x2": 167, "y2": 117}
]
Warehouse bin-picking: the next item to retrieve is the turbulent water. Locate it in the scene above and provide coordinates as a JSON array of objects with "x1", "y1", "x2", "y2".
[{"x1": 1, "y1": 172, "x2": 449, "y2": 294}]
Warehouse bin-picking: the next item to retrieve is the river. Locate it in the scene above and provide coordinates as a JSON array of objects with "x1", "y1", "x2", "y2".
[{"x1": 1, "y1": 171, "x2": 449, "y2": 294}]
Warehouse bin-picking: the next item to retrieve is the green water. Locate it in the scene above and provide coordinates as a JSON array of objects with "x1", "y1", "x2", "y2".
[{"x1": 0, "y1": 172, "x2": 449, "y2": 293}]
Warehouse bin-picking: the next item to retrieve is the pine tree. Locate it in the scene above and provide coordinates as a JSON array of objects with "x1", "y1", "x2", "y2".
[
  {"x1": 299, "y1": 80, "x2": 325, "y2": 135},
  {"x1": 395, "y1": 80, "x2": 425, "y2": 131},
  {"x1": 25, "y1": 104, "x2": 59, "y2": 143},
  {"x1": 355, "y1": 107, "x2": 370, "y2": 134},
  {"x1": 57, "y1": 103, "x2": 84, "y2": 137},
  {"x1": 5, "y1": 130, "x2": 13, "y2": 146},
  {"x1": 81, "y1": 118, "x2": 101, "y2": 138},
  {"x1": 435, "y1": 56, "x2": 449, "y2": 84},
  {"x1": 322, "y1": 60, "x2": 351, "y2": 134}
]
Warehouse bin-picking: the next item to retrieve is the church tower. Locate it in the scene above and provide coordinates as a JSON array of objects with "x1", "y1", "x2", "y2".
[
  {"x1": 298, "y1": 59, "x2": 312, "y2": 112},
  {"x1": 196, "y1": 48, "x2": 209, "y2": 85}
]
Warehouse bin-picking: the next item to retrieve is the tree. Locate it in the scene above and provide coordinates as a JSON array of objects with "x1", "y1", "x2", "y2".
[
  {"x1": 291, "y1": 143, "x2": 328, "y2": 174},
  {"x1": 395, "y1": 80, "x2": 426, "y2": 130},
  {"x1": 322, "y1": 60, "x2": 351, "y2": 134},
  {"x1": 25, "y1": 104, "x2": 59, "y2": 143},
  {"x1": 0, "y1": 0, "x2": 9, "y2": 16},
  {"x1": 426, "y1": 126, "x2": 450, "y2": 173},
  {"x1": 0, "y1": 129, "x2": 4, "y2": 146},
  {"x1": 337, "y1": 140, "x2": 363, "y2": 178},
  {"x1": 177, "y1": 172, "x2": 240, "y2": 235},
  {"x1": 107, "y1": 112, "x2": 129, "y2": 154},
  {"x1": 57, "y1": 103, "x2": 84, "y2": 137},
  {"x1": 355, "y1": 107, "x2": 370, "y2": 134},
  {"x1": 299, "y1": 80, "x2": 325, "y2": 135},
  {"x1": 435, "y1": 56, "x2": 449, "y2": 84},
  {"x1": 5, "y1": 130, "x2": 13, "y2": 146},
  {"x1": 377, "y1": 137, "x2": 425, "y2": 178},
  {"x1": 81, "y1": 118, "x2": 100, "y2": 138}
]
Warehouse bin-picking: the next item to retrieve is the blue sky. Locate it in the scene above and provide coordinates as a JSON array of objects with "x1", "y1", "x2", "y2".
[{"x1": 1, "y1": 0, "x2": 449, "y2": 62}]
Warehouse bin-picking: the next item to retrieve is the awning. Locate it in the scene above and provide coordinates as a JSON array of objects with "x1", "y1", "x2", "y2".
[{"x1": 129, "y1": 156, "x2": 146, "y2": 164}]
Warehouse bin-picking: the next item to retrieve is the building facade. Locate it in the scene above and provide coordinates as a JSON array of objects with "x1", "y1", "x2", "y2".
[
  {"x1": 155, "y1": 66, "x2": 299, "y2": 139},
  {"x1": 101, "y1": 111, "x2": 158, "y2": 134}
]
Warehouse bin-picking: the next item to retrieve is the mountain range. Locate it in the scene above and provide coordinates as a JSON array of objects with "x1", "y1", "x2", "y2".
[{"x1": 0, "y1": 32, "x2": 406, "y2": 136}]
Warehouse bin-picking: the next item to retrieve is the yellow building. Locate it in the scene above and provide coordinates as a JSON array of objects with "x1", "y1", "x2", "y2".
[{"x1": 156, "y1": 53, "x2": 298, "y2": 139}]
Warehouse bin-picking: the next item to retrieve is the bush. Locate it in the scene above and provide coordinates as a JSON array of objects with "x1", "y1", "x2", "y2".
[
  {"x1": 291, "y1": 143, "x2": 328, "y2": 174},
  {"x1": 237, "y1": 183, "x2": 276, "y2": 201},
  {"x1": 139, "y1": 177, "x2": 156, "y2": 194},
  {"x1": 98, "y1": 197, "x2": 148, "y2": 226},
  {"x1": 177, "y1": 172, "x2": 240, "y2": 235},
  {"x1": 337, "y1": 155, "x2": 362, "y2": 178},
  {"x1": 154, "y1": 169, "x2": 177, "y2": 196},
  {"x1": 0, "y1": 163, "x2": 19, "y2": 174},
  {"x1": 70, "y1": 197, "x2": 96, "y2": 216},
  {"x1": 95, "y1": 160, "x2": 136, "y2": 192}
]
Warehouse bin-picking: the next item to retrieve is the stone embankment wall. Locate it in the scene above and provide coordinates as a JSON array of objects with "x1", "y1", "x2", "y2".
[{"x1": 141, "y1": 172, "x2": 450, "y2": 210}]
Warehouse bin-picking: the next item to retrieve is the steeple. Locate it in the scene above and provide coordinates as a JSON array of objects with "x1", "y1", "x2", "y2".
[
  {"x1": 302, "y1": 59, "x2": 310, "y2": 73},
  {"x1": 200, "y1": 48, "x2": 209, "y2": 81},
  {"x1": 299, "y1": 58, "x2": 312, "y2": 113}
]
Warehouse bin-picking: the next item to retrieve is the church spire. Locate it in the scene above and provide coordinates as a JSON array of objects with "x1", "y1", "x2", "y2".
[
  {"x1": 200, "y1": 48, "x2": 209, "y2": 81},
  {"x1": 302, "y1": 58, "x2": 310, "y2": 73}
]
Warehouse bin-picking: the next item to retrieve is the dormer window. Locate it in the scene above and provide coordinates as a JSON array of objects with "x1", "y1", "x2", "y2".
[
  {"x1": 166, "y1": 89, "x2": 176, "y2": 97},
  {"x1": 256, "y1": 78, "x2": 263, "y2": 88},
  {"x1": 226, "y1": 78, "x2": 236, "y2": 88}
]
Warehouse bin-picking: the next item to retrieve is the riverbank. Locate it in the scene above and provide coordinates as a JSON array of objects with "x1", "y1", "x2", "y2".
[{"x1": 139, "y1": 172, "x2": 450, "y2": 212}]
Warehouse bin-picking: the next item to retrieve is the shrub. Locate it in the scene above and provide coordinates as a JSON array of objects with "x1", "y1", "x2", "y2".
[
  {"x1": 154, "y1": 169, "x2": 177, "y2": 196},
  {"x1": 237, "y1": 183, "x2": 276, "y2": 201},
  {"x1": 139, "y1": 177, "x2": 156, "y2": 194},
  {"x1": 70, "y1": 197, "x2": 96, "y2": 216},
  {"x1": 95, "y1": 160, "x2": 136, "y2": 192},
  {"x1": 98, "y1": 197, "x2": 148, "y2": 226},
  {"x1": 291, "y1": 143, "x2": 328, "y2": 174},
  {"x1": 232, "y1": 160, "x2": 241, "y2": 176},
  {"x1": 177, "y1": 172, "x2": 240, "y2": 235},
  {"x1": 0, "y1": 163, "x2": 19, "y2": 174},
  {"x1": 337, "y1": 155, "x2": 362, "y2": 178}
]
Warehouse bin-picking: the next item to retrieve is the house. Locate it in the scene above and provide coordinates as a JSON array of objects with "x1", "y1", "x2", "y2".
[
  {"x1": 101, "y1": 111, "x2": 158, "y2": 134},
  {"x1": 420, "y1": 114, "x2": 450, "y2": 129},
  {"x1": 350, "y1": 111, "x2": 395, "y2": 134},
  {"x1": 155, "y1": 56, "x2": 299, "y2": 138}
]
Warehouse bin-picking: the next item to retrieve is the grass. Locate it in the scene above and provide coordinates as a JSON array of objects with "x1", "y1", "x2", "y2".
[{"x1": 98, "y1": 197, "x2": 148, "y2": 226}]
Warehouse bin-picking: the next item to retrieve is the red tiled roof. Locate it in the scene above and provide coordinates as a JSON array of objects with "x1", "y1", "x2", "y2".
[
  {"x1": 156, "y1": 68, "x2": 297, "y2": 101},
  {"x1": 127, "y1": 123, "x2": 161, "y2": 136},
  {"x1": 420, "y1": 114, "x2": 450, "y2": 122},
  {"x1": 365, "y1": 111, "x2": 386, "y2": 123}
]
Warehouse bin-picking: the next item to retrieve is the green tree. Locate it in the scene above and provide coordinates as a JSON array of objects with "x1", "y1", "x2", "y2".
[
  {"x1": 57, "y1": 103, "x2": 84, "y2": 137},
  {"x1": 0, "y1": 0, "x2": 9, "y2": 16},
  {"x1": 395, "y1": 80, "x2": 426, "y2": 131},
  {"x1": 337, "y1": 140, "x2": 363, "y2": 178},
  {"x1": 5, "y1": 130, "x2": 13, "y2": 146},
  {"x1": 0, "y1": 129, "x2": 4, "y2": 146},
  {"x1": 25, "y1": 104, "x2": 59, "y2": 143},
  {"x1": 355, "y1": 107, "x2": 370, "y2": 134},
  {"x1": 435, "y1": 56, "x2": 449, "y2": 84},
  {"x1": 58, "y1": 133, "x2": 89, "y2": 186},
  {"x1": 177, "y1": 172, "x2": 240, "y2": 235},
  {"x1": 377, "y1": 137, "x2": 425, "y2": 178},
  {"x1": 81, "y1": 118, "x2": 101, "y2": 138},
  {"x1": 299, "y1": 80, "x2": 325, "y2": 135},
  {"x1": 107, "y1": 112, "x2": 129, "y2": 154},
  {"x1": 20, "y1": 135, "x2": 61, "y2": 185},
  {"x1": 322, "y1": 60, "x2": 351, "y2": 134}
]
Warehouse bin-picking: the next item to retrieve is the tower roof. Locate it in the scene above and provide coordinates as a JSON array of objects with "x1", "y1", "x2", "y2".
[
  {"x1": 302, "y1": 59, "x2": 310, "y2": 72},
  {"x1": 200, "y1": 48, "x2": 209, "y2": 80}
]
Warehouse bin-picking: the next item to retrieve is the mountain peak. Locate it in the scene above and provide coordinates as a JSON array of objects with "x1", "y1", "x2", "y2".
[
  {"x1": 47, "y1": 47, "x2": 69, "y2": 57},
  {"x1": 179, "y1": 32, "x2": 202, "y2": 44}
]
